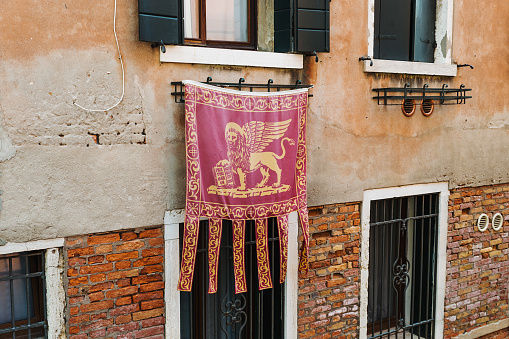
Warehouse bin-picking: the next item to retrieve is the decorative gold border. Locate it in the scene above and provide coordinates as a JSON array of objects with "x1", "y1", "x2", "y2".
[
  {"x1": 255, "y1": 219, "x2": 273, "y2": 290},
  {"x1": 233, "y1": 220, "x2": 247, "y2": 294},
  {"x1": 177, "y1": 215, "x2": 200, "y2": 292},
  {"x1": 278, "y1": 214, "x2": 289, "y2": 284},
  {"x1": 208, "y1": 218, "x2": 222, "y2": 294}
]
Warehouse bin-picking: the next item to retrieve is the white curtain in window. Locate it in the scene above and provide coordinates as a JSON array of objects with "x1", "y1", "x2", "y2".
[
  {"x1": 0, "y1": 258, "x2": 32, "y2": 324},
  {"x1": 184, "y1": 0, "x2": 200, "y2": 39},
  {"x1": 206, "y1": 0, "x2": 248, "y2": 42}
]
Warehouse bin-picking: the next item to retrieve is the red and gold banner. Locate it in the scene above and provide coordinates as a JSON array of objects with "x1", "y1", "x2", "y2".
[{"x1": 178, "y1": 80, "x2": 310, "y2": 293}]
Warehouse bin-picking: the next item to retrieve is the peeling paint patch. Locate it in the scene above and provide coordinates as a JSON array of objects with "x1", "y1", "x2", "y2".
[
  {"x1": 441, "y1": 32, "x2": 448, "y2": 58},
  {"x1": 0, "y1": 126, "x2": 15, "y2": 161}
]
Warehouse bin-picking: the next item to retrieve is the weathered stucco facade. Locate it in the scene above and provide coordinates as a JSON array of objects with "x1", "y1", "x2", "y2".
[{"x1": 0, "y1": 0, "x2": 507, "y2": 338}]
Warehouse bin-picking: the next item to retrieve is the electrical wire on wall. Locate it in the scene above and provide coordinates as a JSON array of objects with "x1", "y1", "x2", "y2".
[{"x1": 73, "y1": 0, "x2": 125, "y2": 112}]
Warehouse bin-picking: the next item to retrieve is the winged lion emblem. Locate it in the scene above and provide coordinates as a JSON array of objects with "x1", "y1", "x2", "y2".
[{"x1": 216, "y1": 119, "x2": 294, "y2": 192}]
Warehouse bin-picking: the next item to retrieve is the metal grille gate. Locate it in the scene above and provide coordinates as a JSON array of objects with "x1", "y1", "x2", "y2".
[
  {"x1": 0, "y1": 251, "x2": 47, "y2": 339},
  {"x1": 180, "y1": 219, "x2": 284, "y2": 338},
  {"x1": 368, "y1": 194, "x2": 439, "y2": 339}
]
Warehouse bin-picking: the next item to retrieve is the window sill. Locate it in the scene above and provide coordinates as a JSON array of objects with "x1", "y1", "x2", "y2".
[
  {"x1": 160, "y1": 45, "x2": 303, "y2": 69},
  {"x1": 363, "y1": 59, "x2": 457, "y2": 77}
]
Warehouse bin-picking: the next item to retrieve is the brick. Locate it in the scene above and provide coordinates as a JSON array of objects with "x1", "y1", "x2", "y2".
[
  {"x1": 133, "y1": 256, "x2": 164, "y2": 267},
  {"x1": 81, "y1": 318, "x2": 114, "y2": 332},
  {"x1": 141, "y1": 316, "x2": 165, "y2": 328},
  {"x1": 116, "y1": 314, "x2": 132, "y2": 325},
  {"x1": 67, "y1": 268, "x2": 78, "y2": 277},
  {"x1": 91, "y1": 312, "x2": 107, "y2": 321},
  {"x1": 106, "y1": 251, "x2": 139, "y2": 262},
  {"x1": 90, "y1": 273, "x2": 106, "y2": 283},
  {"x1": 108, "y1": 268, "x2": 140, "y2": 280},
  {"x1": 110, "y1": 303, "x2": 140, "y2": 316},
  {"x1": 139, "y1": 282, "x2": 164, "y2": 292},
  {"x1": 141, "y1": 299, "x2": 165, "y2": 310},
  {"x1": 107, "y1": 322, "x2": 139, "y2": 334},
  {"x1": 121, "y1": 232, "x2": 138, "y2": 241},
  {"x1": 70, "y1": 306, "x2": 80, "y2": 315},
  {"x1": 132, "y1": 308, "x2": 165, "y2": 321},
  {"x1": 80, "y1": 300, "x2": 114, "y2": 313},
  {"x1": 116, "y1": 296, "x2": 132, "y2": 306},
  {"x1": 132, "y1": 274, "x2": 163, "y2": 285},
  {"x1": 80, "y1": 263, "x2": 114, "y2": 274},
  {"x1": 138, "y1": 228, "x2": 163, "y2": 239},
  {"x1": 89, "y1": 291, "x2": 105, "y2": 302},
  {"x1": 141, "y1": 265, "x2": 163, "y2": 275},
  {"x1": 134, "y1": 325, "x2": 164, "y2": 338},
  {"x1": 95, "y1": 244, "x2": 113, "y2": 254},
  {"x1": 70, "y1": 334, "x2": 88, "y2": 339},
  {"x1": 68, "y1": 276, "x2": 88, "y2": 286},
  {"x1": 89, "y1": 329, "x2": 107, "y2": 338},
  {"x1": 141, "y1": 247, "x2": 164, "y2": 257},
  {"x1": 106, "y1": 286, "x2": 139, "y2": 299},
  {"x1": 69, "y1": 326, "x2": 80, "y2": 334},
  {"x1": 89, "y1": 281, "x2": 114, "y2": 292},
  {"x1": 116, "y1": 261, "x2": 132, "y2": 269},
  {"x1": 68, "y1": 247, "x2": 94, "y2": 258},
  {"x1": 68, "y1": 257, "x2": 86, "y2": 266},
  {"x1": 133, "y1": 291, "x2": 164, "y2": 303},
  {"x1": 70, "y1": 314, "x2": 90, "y2": 324},
  {"x1": 117, "y1": 240, "x2": 145, "y2": 251},
  {"x1": 88, "y1": 233, "x2": 120, "y2": 245},
  {"x1": 148, "y1": 238, "x2": 164, "y2": 247},
  {"x1": 88, "y1": 255, "x2": 105, "y2": 264},
  {"x1": 117, "y1": 278, "x2": 132, "y2": 287}
]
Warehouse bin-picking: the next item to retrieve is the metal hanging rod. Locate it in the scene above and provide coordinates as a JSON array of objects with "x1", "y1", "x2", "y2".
[
  {"x1": 373, "y1": 83, "x2": 472, "y2": 106},
  {"x1": 170, "y1": 77, "x2": 313, "y2": 103}
]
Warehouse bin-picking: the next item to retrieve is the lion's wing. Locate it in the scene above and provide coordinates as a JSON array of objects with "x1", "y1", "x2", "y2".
[{"x1": 242, "y1": 119, "x2": 292, "y2": 153}]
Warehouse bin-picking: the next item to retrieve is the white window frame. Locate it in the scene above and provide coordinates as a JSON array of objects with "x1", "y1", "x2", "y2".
[
  {"x1": 359, "y1": 182, "x2": 449, "y2": 339},
  {"x1": 0, "y1": 238, "x2": 66, "y2": 339},
  {"x1": 363, "y1": 0, "x2": 457, "y2": 76},
  {"x1": 159, "y1": 45, "x2": 303, "y2": 69},
  {"x1": 164, "y1": 209, "x2": 299, "y2": 338}
]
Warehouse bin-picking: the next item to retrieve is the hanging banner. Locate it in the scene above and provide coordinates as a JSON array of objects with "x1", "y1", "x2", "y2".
[{"x1": 178, "y1": 80, "x2": 310, "y2": 293}]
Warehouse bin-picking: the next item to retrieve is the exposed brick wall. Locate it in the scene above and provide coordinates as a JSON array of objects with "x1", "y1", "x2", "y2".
[
  {"x1": 7, "y1": 108, "x2": 146, "y2": 146},
  {"x1": 65, "y1": 227, "x2": 165, "y2": 339},
  {"x1": 445, "y1": 184, "x2": 509, "y2": 338},
  {"x1": 298, "y1": 202, "x2": 361, "y2": 339}
]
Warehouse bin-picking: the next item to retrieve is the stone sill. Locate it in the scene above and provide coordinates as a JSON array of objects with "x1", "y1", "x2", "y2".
[
  {"x1": 363, "y1": 59, "x2": 458, "y2": 77},
  {"x1": 160, "y1": 45, "x2": 303, "y2": 69}
]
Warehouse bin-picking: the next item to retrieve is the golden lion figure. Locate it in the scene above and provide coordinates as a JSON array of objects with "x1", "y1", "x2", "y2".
[{"x1": 223, "y1": 119, "x2": 294, "y2": 191}]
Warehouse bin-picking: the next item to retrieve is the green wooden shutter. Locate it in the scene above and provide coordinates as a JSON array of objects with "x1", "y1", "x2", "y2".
[
  {"x1": 374, "y1": 0, "x2": 412, "y2": 61},
  {"x1": 139, "y1": 0, "x2": 182, "y2": 45},
  {"x1": 275, "y1": 0, "x2": 330, "y2": 53},
  {"x1": 413, "y1": 0, "x2": 436, "y2": 62}
]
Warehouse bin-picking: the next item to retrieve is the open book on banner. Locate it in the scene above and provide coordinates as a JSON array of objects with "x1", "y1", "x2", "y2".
[{"x1": 178, "y1": 80, "x2": 310, "y2": 294}]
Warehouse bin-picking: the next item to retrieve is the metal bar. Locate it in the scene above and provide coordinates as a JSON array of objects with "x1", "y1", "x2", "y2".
[
  {"x1": 0, "y1": 321, "x2": 48, "y2": 335},
  {"x1": 42, "y1": 252, "x2": 48, "y2": 339},
  {"x1": 26, "y1": 255, "x2": 31, "y2": 339},
  {"x1": 0, "y1": 272, "x2": 45, "y2": 281},
  {"x1": 10, "y1": 257, "x2": 15, "y2": 339}
]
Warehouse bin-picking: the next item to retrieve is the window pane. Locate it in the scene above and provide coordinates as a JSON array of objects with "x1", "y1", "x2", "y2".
[
  {"x1": 206, "y1": 0, "x2": 248, "y2": 42},
  {"x1": 184, "y1": 0, "x2": 200, "y2": 39}
]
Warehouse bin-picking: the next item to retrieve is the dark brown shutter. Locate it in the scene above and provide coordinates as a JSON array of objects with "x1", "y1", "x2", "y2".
[
  {"x1": 374, "y1": 0, "x2": 412, "y2": 61},
  {"x1": 139, "y1": 0, "x2": 183, "y2": 45},
  {"x1": 275, "y1": 0, "x2": 330, "y2": 53}
]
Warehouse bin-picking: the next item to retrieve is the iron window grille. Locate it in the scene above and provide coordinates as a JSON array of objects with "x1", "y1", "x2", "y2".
[
  {"x1": 0, "y1": 251, "x2": 47, "y2": 339},
  {"x1": 368, "y1": 194, "x2": 439, "y2": 339},
  {"x1": 180, "y1": 218, "x2": 284, "y2": 338}
]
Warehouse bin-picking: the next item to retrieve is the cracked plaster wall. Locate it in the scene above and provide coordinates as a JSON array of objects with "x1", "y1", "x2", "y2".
[{"x1": 0, "y1": 0, "x2": 508, "y2": 243}]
